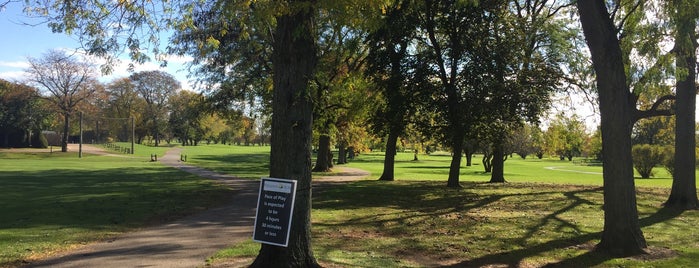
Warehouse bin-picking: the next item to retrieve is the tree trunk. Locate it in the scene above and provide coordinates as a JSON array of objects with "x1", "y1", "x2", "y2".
[
  {"x1": 577, "y1": 0, "x2": 647, "y2": 256},
  {"x1": 250, "y1": 2, "x2": 320, "y2": 267},
  {"x1": 489, "y1": 142, "x2": 506, "y2": 183},
  {"x1": 312, "y1": 134, "x2": 331, "y2": 172},
  {"x1": 482, "y1": 148, "x2": 493, "y2": 173},
  {"x1": 666, "y1": 7, "x2": 698, "y2": 209},
  {"x1": 379, "y1": 130, "x2": 399, "y2": 181},
  {"x1": 447, "y1": 129, "x2": 464, "y2": 188},
  {"x1": 337, "y1": 144, "x2": 347, "y2": 164},
  {"x1": 348, "y1": 146, "x2": 355, "y2": 159},
  {"x1": 464, "y1": 147, "x2": 473, "y2": 167},
  {"x1": 61, "y1": 113, "x2": 70, "y2": 152}
]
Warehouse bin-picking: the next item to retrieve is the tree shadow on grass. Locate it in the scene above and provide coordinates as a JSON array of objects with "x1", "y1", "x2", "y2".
[
  {"x1": 446, "y1": 197, "x2": 685, "y2": 267},
  {"x1": 313, "y1": 181, "x2": 686, "y2": 267}
]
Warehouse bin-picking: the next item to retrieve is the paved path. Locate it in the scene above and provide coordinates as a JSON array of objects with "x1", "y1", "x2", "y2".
[{"x1": 26, "y1": 146, "x2": 369, "y2": 268}]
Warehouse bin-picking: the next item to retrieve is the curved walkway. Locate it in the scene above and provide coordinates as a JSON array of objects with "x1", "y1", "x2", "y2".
[
  {"x1": 26, "y1": 147, "x2": 369, "y2": 268},
  {"x1": 544, "y1": 166, "x2": 603, "y2": 175}
]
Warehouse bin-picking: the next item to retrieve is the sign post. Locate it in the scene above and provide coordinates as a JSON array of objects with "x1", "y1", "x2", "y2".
[{"x1": 253, "y1": 178, "x2": 297, "y2": 247}]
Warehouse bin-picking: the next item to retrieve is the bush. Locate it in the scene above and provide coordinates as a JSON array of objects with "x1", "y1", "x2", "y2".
[
  {"x1": 662, "y1": 146, "x2": 674, "y2": 177},
  {"x1": 31, "y1": 130, "x2": 48, "y2": 148},
  {"x1": 631, "y1": 144, "x2": 663, "y2": 178}
]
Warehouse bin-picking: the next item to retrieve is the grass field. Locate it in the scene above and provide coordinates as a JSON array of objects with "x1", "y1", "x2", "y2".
[
  {"x1": 0, "y1": 150, "x2": 232, "y2": 267},
  {"x1": 174, "y1": 144, "x2": 676, "y2": 187},
  {"x1": 178, "y1": 145, "x2": 697, "y2": 267},
  {"x1": 2, "y1": 144, "x2": 698, "y2": 267}
]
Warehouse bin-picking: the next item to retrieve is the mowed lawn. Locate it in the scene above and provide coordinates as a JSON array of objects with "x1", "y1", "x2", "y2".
[
  {"x1": 181, "y1": 145, "x2": 698, "y2": 267},
  {"x1": 0, "y1": 150, "x2": 232, "y2": 267},
  {"x1": 2, "y1": 144, "x2": 698, "y2": 267}
]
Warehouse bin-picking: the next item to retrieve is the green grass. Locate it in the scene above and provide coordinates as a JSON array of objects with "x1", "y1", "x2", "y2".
[
  {"x1": 211, "y1": 181, "x2": 699, "y2": 267},
  {"x1": 0, "y1": 151, "x2": 232, "y2": 267},
  {"x1": 197, "y1": 147, "x2": 699, "y2": 267},
  {"x1": 3, "y1": 144, "x2": 697, "y2": 267},
  {"x1": 345, "y1": 151, "x2": 678, "y2": 188},
  {"x1": 178, "y1": 145, "x2": 271, "y2": 179}
]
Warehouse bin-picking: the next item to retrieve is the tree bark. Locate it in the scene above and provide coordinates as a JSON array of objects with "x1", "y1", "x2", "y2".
[
  {"x1": 337, "y1": 144, "x2": 347, "y2": 164},
  {"x1": 577, "y1": 0, "x2": 647, "y2": 256},
  {"x1": 489, "y1": 142, "x2": 506, "y2": 183},
  {"x1": 61, "y1": 113, "x2": 70, "y2": 152},
  {"x1": 378, "y1": 130, "x2": 398, "y2": 181},
  {"x1": 250, "y1": 2, "x2": 320, "y2": 267},
  {"x1": 482, "y1": 148, "x2": 493, "y2": 173},
  {"x1": 665, "y1": 6, "x2": 698, "y2": 209},
  {"x1": 464, "y1": 146, "x2": 473, "y2": 167},
  {"x1": 312, "y1": 134, "x2": 332, "y2": 172},
  {"x1": 447, "y1": 128, "x2": 464, "y2": 187}
]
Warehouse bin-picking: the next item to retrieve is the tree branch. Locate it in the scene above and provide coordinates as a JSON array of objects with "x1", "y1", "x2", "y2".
[
  {"x1": 633, "y1": 94, "x2": 676, "y2": 122},
  {"x1": 614, "y1": 0, "x2": 643, "y2": 36}
]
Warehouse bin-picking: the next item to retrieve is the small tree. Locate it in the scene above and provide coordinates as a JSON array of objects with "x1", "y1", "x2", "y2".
[{"x1": 631, "y1": 144, "x2": 663, "y2": 178}]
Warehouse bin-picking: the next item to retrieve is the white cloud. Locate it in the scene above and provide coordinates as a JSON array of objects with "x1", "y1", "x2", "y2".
[
  {"x1": 0, "y1": 60, "x2": 30, "y2": 69},
  {"x1": 0, "y1": 70, "x2": 27, "y2": 81}
]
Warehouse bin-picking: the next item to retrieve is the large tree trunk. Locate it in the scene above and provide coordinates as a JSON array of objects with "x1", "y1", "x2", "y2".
[
  {"x1": 447, "y1": 128, "x2": 464, "y2": 188},
  {"x1": 489, "y1": 142, "x2": 506, "y2": 183},
  {"x1": 312, "y1": 134, "x2": 332, "y2": 172},
  {"x1": 577, "y1": 0, "x2": 647, "y2": 256},
  {"x1": 378, "y1": 130, "x2": 399, "y2": 181},
  {"x1": 250, "y1": 2, "x2": 320, "y2": 267},
  {"x1": 666, "y1": 8, "x2": 698, "y2": 209},
  {"x1": 61, "y1": 113, "x2": 70, "y2": 152}
]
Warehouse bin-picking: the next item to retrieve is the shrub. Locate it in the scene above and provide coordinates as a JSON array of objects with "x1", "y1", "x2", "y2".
[
  {"x1": 631, "y1": 144, "x2": 663, "y2": 178},
  {"x1": 32, "y1": 130, "x2": 49, "y2": 148},
  {"x1": 662, "y1": 146, "x2": 674, "y2": 177}
]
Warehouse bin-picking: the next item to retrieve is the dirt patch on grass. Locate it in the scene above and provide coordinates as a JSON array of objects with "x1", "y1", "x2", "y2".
[
  {"x1": 205, "y1": 257, "x2": 350, "y2": 268},
  {"x1": 630, "y1": 246, "x2": 680, "y2": 261}
]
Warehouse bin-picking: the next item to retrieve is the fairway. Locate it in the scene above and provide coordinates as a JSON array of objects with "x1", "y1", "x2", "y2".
[
  {"x1": 2, "y1": 144, "x2": 698, "y2": 267},
  {"x1": 343, "y1": 150, "x2": 677, "y2": 188},
  {"x1": 0, "y1": 150, "x2": 232, "y2": 267}
]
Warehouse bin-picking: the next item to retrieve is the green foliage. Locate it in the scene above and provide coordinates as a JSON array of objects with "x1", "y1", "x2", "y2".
[
  {"x1": 545, "y1": 113, "x2": 587, "y2": 160},
  {"x1": 632, "y1": 144, "x2": 664, "y2": 178},
  {"x1": 662, "y1": 145, "x2": 675, "y2": 176},
  {"x1": 0, "y1": 79, "x2": 52, "y2": 148},
  {"x1": 588, "y1": 127, "x2": 603, "y2": 160},
  {"x1": 633, "y1": 116, "x2": 675, "y2": 146},
  {"x1": 32, "y1": 130, "x2": 49, "y2": 148}
]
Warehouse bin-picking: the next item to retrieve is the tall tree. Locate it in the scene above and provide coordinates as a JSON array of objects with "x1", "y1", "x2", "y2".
[
  {"x1": 665, "y1": 0, "x2": 699, "y2": 210},
  {"x1": 104, "y1": 78, "x2": 145, "y2": 142},
  {"x1": 312, "y1": 12, "x2": 368, "y2": 172},
  {"x1": 129, "y1": 70, "x2": 180, "y2": 146},
  {"x1": 250, "y1": 1, "x2": 319, "y2": 266},
  {"x1": 484, "y1": 0, "x2": 572, "y2": 183},
  {"x1": 25, "y1": 50, "x2": 97, "y2": 152},
  {"x1": 366, "y1": 0, "x2": 417, "y2": 181},
  {"x1": 576, "y1": 0, "x2": 676, "y2": 256},
  {"x1": 417, "y1": 0, "x2": 484, "y2": 187}
]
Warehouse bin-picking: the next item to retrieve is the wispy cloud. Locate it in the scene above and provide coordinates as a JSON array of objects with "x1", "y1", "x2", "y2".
[
  {"x1": 0, "y1": 60, "x2": 29, "y2": 69},
  {"x1": 0, "y1": 70, "x2": 27, "y2": 81}
]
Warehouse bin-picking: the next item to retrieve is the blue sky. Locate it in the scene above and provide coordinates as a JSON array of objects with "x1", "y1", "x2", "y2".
[{"x1": 0, "y1": 3, "x2": 193, "y2": 90}]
